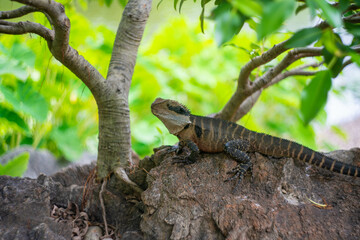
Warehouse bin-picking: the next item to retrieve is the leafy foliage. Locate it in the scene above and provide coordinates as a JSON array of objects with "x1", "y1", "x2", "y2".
[
  {"x1": 1, "y1": 0, "x2": 359, "y2": 161},
  {"x1": 300, "y1": 70, "x2": 332, "y2": 125},
  {"x1": 0, "y1": 152, "x2": 29, "y2": 177}
]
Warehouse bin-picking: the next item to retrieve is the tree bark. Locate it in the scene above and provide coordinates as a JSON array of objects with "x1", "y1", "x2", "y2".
[{"x1": 96, "y1": 0, "x2": 152, "y2": 179}]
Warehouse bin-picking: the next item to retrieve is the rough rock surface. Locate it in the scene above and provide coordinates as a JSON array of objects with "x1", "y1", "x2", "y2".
[
  {"x1": 0, "y1": 147, "x2": 359, "y2": 240},
  {"x1": 0, "y1": 162, "x2": 144, "y2": 240},
  {"x1": 141, "y1": 147, "x2": 360, "y2": 240}
]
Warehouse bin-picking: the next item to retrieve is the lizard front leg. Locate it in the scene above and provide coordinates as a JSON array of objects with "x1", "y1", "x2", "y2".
[
  {"x1": 173, "y1": 139, "x2": 200, "y2": 165},
  {"x1": 224, "y1": 139, "x2": 252, "y2": 190}
]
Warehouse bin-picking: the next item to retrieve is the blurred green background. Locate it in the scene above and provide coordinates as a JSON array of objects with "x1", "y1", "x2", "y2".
[{"x1": 0, "y1": 0, "x2": 357, "y2": 167}]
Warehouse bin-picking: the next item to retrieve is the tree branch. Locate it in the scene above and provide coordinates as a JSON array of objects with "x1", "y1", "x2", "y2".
[
  {"x1": 0, "y1": 20, "x2": 54, "y2": 40},
  {"x1": 266, "y1": 62, "x2": 323, "y2": 88},
  {"x1": 237, "y1": 41, "x2": 289, "y2": 90},
  {"x1": 233, "y1": 90, "x2": 262, "y2": 121},
  {"x1": 0, "y1": 0, "x2": 106, "y2": 98},
  {"x1": 96, "y1": 0, "x2": 152, "y2": 179},
  {"x1": 106, "y1": 0, "x2": 151, "y2": 99},
  {"x1": 251, "y1": 47, "x2": 322, "y2": 93},
  {"x1": 0, "y1": 6, "x2": 38, "y2": 19}
]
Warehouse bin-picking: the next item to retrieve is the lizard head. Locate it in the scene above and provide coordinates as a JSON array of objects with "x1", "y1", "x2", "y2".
[{"x1": 151, "y1": 98, "x2": 191, "y2": 135}]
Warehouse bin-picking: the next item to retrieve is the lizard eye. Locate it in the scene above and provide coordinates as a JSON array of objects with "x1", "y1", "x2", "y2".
[{"x1": 167, "y1": 104, "x2": 190, "y2": 116}]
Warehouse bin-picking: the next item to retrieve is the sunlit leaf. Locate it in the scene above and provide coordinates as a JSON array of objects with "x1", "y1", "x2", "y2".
[
  {"x1": 174, "y1": 0, "x2": 179, "y2": 10},
  {"x1": 51, "y1": 127, "x2": 84, "y2": 162},
  {"x1": 344, "y1": 22, "x2": 360, "y2": 37},
  {"x1": 257, "y1": 0, "x2": 295, "y2": 40},
  {"x1": 300, "y1": 70, "x2": 332, "y2": 125},
  {"x1": 199, "y1": 0, "x2": 211, "y2": 33},
  {"x1": 331, "y1": 125, "x2": 347, "y2": 140},
  {"x1": 0, "y1": 42, "x2": 35, "y2": 80},
  {"x1": 295, "y1": 4, "x2": 307, "y2": 15},
  {"x1": 349, "y1": 50, "x2": 360, "y2": 67},
  {"x1": 118, "y1": 0, "x2": 128, "y2": 7},
  {"x1": 104, "y1": 0, "x2": 113, "y2": 7},
  {"x1": 0, "y1": 82, "x2": 49, "y2": 122},
  {"x1": 0, "y1": 105, "x2": 29, "y2": 132},
  {"x1": 322, "y1": 48, "x2": 344, "y2": 77},
  {"x1": 232, "y1": 0, "x2": 262, "y2": 17},
  {"x1": 339, "y1": 0, "x2": 351, "y2": 12},
  {"x1": 307, "y1": 0, "x2": 342, "y2": 27},
  {"x1": 285, "y1": 28, "x2": 322, "y2": 48},
  {"x1": 0, "y1": 152, "x2": 29, "y2": 177},
  {"x1": 212, "y1": 3, "x2": 245, "y2": 46}
]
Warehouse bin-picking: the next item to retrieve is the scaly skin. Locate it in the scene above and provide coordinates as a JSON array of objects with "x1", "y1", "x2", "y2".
[{"x1": 151, "y1": 98, "x2": 359, "y2": 185}]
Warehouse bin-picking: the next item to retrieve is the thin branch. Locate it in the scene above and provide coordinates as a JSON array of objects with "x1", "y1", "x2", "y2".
[
  {"x1": 266, "y1": 62, "x2": 323, "y2": 87},
  {"x1": 0, "y1": 6, "x2": 38, "y2": 19},
  {"x1": 341, "y1": 59, "x2": 353, "y2": 71},
  {"x1": 218, "y1": 41, "x2": 289, "y2": 121},
  {"x1": 0, "y1": 0, "x2": 106, "y2": 97},
  {"x1": 0, "y1": 20, "x2": 54, "y2": 40},
  {"x1": 237, "y1": 41, "x2": 288, "y2": 90},
  {"x1": 251, "y1": 47, "x2": 322, "y2": 94}
]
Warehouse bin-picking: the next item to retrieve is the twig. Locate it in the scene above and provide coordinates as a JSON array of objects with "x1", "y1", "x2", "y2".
[{"x1": 265, "y1": 62, "x2": 323, "y2": 88}]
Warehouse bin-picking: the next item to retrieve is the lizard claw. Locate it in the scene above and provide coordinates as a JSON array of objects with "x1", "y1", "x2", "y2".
[{"x1": 225, "y1": 162, "x2": 252, "y2": 192}]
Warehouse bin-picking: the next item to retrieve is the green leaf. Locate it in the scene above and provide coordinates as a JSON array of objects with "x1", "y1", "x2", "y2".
[
  {"x1": 213, "y1": 3, "x2": 245, "y2": 46},
  {"x1": 104, "y1": 0, "x2": 113, "y2": 7},
  {"x1": 300, "y1": 70, "x2": 332, "y2": 125},
  {"x1": 10, "y1": 42, "x2": 36, "y2": 68},
  {"x1": 199, "y1": 0, "x2": 211, "y2": 32},
  {"x1": 0, "y1": 105, "x2": 29, "y2": 132},
  {"x1": 285, "y1": 28, "x2": 323, "y2": 48},
  {"x1": 344, "y1": 22, "x2": 360, "y2": 37},
  {"x1": 295, "y1": 4, "x2": 307, "y2": 15},
  {"x1": 232, "y1": 0, "x2": 262, "y2": 17},
  {"x1": 174, "y1": 0, "x2": 179, "y2": 10},
  {"x1": 339, "y1": 0, "x2": 350, "y2": 12},
  {"x1": 0, "y1": 82, "x2": 49, "y2": 122},
  {"x1": 0, "y1": 152, "x2": 29, "y2": 177},
  {"x1": 305, "y1": 0, "x2": 317, "y2": 18},
  {"x1": 322, "y1": 48, "x2": 344, "y2": 77},
  {"x1": 257, "y1": 0, "x2": 295, "y2": 40},
  {"x1": 118, "y1": 0, "x2": 128, "y2": 7},
  {"x1": 200, "y1": 7, "x2": 205, "y2": 33},
  {"x1": 0, "y1": 42, "x2": 35, "y2": 80},
  {"x1": 179, "y1": 0, "x2": 187, "y2": 12},
  {"x1": 51, "y1": 127, "x2": 83, "y2": 161},
  {"x1": 309, "y1": 0, "x2": 342, "y2": 27},
  {"x1": 349, "y1": 50, "x2": 360, "y2": 67}
]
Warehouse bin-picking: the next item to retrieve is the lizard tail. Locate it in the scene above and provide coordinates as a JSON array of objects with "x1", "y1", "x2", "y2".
[
  {"x1": 254, "y1": 134, "x2": 359, "y2": 177},
  {"x1": 291, "y1": 142, "x2": 359, "y2": 177}
]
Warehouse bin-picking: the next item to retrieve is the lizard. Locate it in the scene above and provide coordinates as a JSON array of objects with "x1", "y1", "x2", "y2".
[{"x1": 151, "y1": 97, "x2": 360, "y2": 188}]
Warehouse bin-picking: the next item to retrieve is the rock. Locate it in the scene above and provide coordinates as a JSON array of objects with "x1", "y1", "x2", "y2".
[
  {"x1": 84, "y1": 226, "x2": 102, "y2": 240},
  {"x1": 141, "y1": 150, "x2": 360, "y2": 240},
  {"x1": 1, "y1": 147, "x2": 359, "y2": 240},
  {"x1": 0, "y1": 163, "x2": 144, "y2": 240},
  {"x1": 0, "y1": 176, "x2": 72, "y2": 239}
]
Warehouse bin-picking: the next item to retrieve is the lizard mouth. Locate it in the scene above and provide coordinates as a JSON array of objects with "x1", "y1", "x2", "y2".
[{"x1": 151, "y1": 98, "x2": 165, "y2": 115}]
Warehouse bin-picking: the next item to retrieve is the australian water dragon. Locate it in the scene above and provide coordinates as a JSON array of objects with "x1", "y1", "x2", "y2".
[{"x1": 151, "y1": 98, "x2": 359, "y2": 187}]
